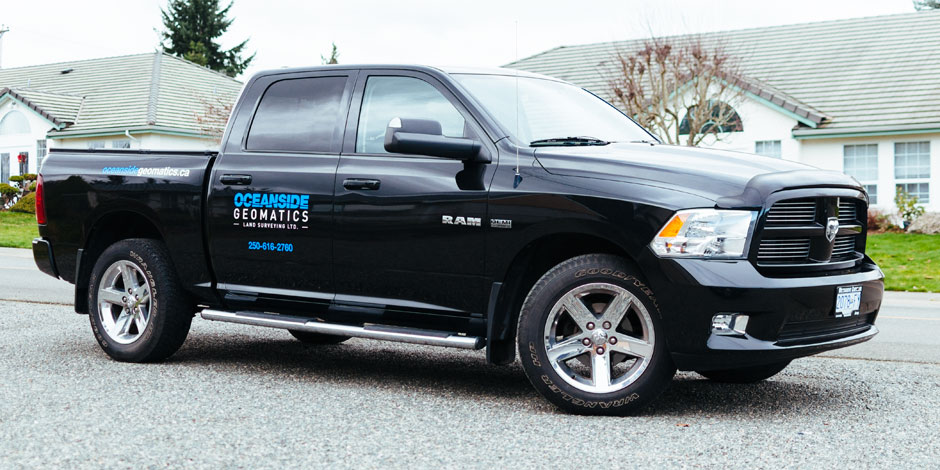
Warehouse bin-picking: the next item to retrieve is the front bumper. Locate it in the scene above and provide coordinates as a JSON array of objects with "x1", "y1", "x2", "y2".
[
  {"x1": 639, "y1": 252, "x2": 884, "y2": 372},
  {"x1": 32, "y1": 237, "x2": 59, "y2": 279}
]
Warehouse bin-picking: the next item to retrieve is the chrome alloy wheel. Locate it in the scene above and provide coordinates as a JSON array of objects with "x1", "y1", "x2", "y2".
[
  {"x1": 97, "y1": 260, "x2": 152, "y2": 345},
  {"x1": 543, "y1": 282, "x2": 655, "y2": 394}
]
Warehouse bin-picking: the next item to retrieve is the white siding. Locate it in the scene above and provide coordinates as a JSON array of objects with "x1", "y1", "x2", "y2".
[
  {"x1": 691, "y1": 96, "x2": 803, "y2": 162},
  {"x1": 49, "y1": 133, "x2": 220, "y2": 152},
  {"x1": 799, "y1": 134, "x2": 940, "y2": 212},
  {"x1": 687, "y1": 93, "x2": 940, "y2": 213},
  {"x1": 0, "y1": 98, "x2": 55, "y2": 178}
]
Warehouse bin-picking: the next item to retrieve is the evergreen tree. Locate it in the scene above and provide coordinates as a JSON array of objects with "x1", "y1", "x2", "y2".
[{"x1": 161, "y1": 0, "x2": 255, "y2": 77}]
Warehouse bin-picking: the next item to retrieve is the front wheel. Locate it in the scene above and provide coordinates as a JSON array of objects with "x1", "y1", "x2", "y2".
[
  {"x1": 697, "y1": 361, "x2": 791, "y2": 383},
  {"x1": 517, "y1": 254, "x2": 675, "y2": 415},
  {"x1": 88, "y1": 238, "x2": 193, "y2": 362}
]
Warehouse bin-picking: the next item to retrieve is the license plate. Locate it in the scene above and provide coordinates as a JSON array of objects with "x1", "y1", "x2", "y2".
[{"x1": 835, "y1": 286, "x2": 862, "y2": 318}]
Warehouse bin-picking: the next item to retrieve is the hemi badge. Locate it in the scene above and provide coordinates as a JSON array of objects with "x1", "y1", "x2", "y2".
[{"x1": 490, "y1": 218, "x2": 512, "y2": 229}]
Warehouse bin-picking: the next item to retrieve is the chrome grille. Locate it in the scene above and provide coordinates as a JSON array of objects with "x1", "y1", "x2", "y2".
[
  {"x1": 757, "y1": 238, "x2": 811, "y2": 263},
  {"x1": 831, "y1": 235, "x2": 856, "y2": 258},
  {"x1": 838, "y1": 199, "x2": 858, "y2": 224},
  {"x1": 755, "y1": 196, "x2": 868, "y2": 269},
  {"x1": 766, "y1": 199, "x2": 816, "y2": 226}
]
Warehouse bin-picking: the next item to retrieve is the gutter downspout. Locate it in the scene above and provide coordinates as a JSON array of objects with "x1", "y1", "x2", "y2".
[{"x1": 125, "y1": 130, "x2": 139, "y2": 149}]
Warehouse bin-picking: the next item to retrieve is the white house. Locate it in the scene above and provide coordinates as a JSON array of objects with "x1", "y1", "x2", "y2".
[
  {"x1": 0, "y1": 51, "x2": 241, "y2": 182},
  {"x1": 507, "y1": 10, "x2": 940, "y2": 212}
]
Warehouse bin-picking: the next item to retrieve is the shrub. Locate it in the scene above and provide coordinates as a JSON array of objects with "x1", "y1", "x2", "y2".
[
  {"x1": 10, "y1": 192, "x2": 35, "y2": 214},
  {"x1": 21, "y1": 173, "x2": 37, "y2": 181},
  {"x1": 8, "y1": 175, "x2": 24, "y2": 187},
  {"x1": 27, "y1": 181, "x2": 37, "y2": 192},
  {"x1": 895, "y1": 187, "x2": 925, "y2": 227},
  {"x1": 908, "y1": 212, "x2": 940, "y2": 234},
  {"x1": 0, "y1": 183, "x2": 17, "y2": 199},
  {"x1": 867, "y1": 209, "x2": 894, "y2": 232}
]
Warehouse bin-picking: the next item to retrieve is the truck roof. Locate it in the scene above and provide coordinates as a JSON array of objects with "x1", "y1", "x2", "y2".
[{"x1": 248, "y1": 64, "x2": 563, "y2": 83}]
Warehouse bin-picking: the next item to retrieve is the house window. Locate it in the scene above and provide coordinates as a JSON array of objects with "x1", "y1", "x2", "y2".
[
  {"x1": 843, "y1": 144, "x2": 878, "y2": 204},
  {"x1": 755, "y1": 140, "x2": 781, "y2": 158},
  {"x1": 897, "y1": 182, "x2": 929, "y2": 202},
  {"x1": 87, "y1": 141, "x2": 105, "y2": 150},
  {"x1": 678, "y1": 101, "x2": 743, "y2": 135},
  {"x1": 0, "y1": 111, "x2": 30, "y2": 135},
  {"x1": 895, "y1": 142, "x2": 930, "y2": 203},
  {"x1": 112, "y1": 139, "x2": 131, "y2": 149},
  {"x1": 36, "y1": 140, "x2": 47, "y2": 171}
]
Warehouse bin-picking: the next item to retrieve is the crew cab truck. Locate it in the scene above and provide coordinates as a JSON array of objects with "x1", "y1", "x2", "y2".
[{"x1": 32, "y1": 65, "x2": 884, "y2": 415}]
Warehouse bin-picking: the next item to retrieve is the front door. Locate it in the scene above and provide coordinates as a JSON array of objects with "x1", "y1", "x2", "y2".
[
  {"x1": 206, "y1": 71, "x2": 356, "y2": 310},
  {"x1": 333, "y1": 72, "x2": 496, "y2": 315}
]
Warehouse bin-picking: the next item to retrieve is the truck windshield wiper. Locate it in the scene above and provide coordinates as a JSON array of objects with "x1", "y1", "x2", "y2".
[{"x1": 529, "y1": 136, "x2": 609, "y2": 147}]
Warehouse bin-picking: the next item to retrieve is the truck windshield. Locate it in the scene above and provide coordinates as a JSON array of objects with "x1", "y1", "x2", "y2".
[{"x1": 453, "y1": 73, "x2": 655, "y2": 146}]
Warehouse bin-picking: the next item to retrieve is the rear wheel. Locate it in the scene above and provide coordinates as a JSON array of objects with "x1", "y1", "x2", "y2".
[
  {"x1": 88, "y1": 239, "x2": 193, "y2": 362},
  {"x1": 517, "y1": 254, "x2": 675, "y2": 415},
  {"x1": 698, "y1": 361, "x2": 791, "y2": 383},
  {"x1": 288, "y1": 330, "x2": 350, "y2": 345}
]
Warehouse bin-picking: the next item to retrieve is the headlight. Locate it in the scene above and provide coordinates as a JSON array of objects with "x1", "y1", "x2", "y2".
[{"x1": 650, "y1": 209, "x2": 756, "y2": 259}]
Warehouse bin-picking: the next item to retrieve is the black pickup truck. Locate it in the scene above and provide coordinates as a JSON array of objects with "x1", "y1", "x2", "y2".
[{"x1": 32, "y1": 65, "x2": 883, "y2": 415}]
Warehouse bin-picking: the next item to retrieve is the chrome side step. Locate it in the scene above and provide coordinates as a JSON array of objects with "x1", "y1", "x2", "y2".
[{"x1": 199, "y1": 309, "x2": 484, "y2": 350}]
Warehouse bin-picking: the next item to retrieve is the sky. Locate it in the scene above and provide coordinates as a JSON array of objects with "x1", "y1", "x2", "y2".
[{"x1": 0, "y1": 0, "x2": 921, "y2": 80}]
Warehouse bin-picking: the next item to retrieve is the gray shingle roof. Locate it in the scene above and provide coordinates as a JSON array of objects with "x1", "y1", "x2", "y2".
[
  {"x1": 0, "y1": 51, "x2": 241, "y2": 137},
  {"x1": 507, "y1": 10, "x2": 940, "y2": 136}
]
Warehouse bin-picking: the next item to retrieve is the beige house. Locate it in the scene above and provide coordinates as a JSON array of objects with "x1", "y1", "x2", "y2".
[
  {"x1": 507, "y1": 10, "x2": 940, "y2": 212},
  {"x1": 0, "y1": 51, "x2": 241, "y2": 182}
]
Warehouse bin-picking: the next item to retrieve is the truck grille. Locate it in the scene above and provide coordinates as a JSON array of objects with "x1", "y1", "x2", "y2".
[
  {"x1": 755, "y1": 196, "x2": 866, "y2": 268},
  {"x1": 838, "y1": 199, "x2": 859, "y2": 224},
  {"x1": 765, "y1": 199, "x2": 816, "y2": 225},
  {"x1": 757, "y1": 238, "x2": 811, "y2": 262},
  {"x1": 831, "y1": 235, "x2": 856, "y2": 259},
  {"x1": 776, "y1": 313, "x2": 875, "y2": 346}
]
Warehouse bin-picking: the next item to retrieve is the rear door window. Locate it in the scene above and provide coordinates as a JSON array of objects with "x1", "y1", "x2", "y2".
[{"x1": 247, "y1": 76, "x2": 348, "y2": 153}]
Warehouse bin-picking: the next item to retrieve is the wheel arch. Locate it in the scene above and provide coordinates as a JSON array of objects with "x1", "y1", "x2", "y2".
[
  {"x1": 73, "y1": 210, "x2": 165, "y2": 314},
  {"x1": 486, "y1": 231, "x2": 644, "y2": 364}
]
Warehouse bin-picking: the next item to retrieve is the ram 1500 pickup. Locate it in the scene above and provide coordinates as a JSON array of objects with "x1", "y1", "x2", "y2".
[{"x1": 32, "y1": 65, "x2": 883, "y2": 415}]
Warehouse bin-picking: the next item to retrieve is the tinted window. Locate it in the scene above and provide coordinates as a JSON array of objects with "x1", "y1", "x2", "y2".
[
  {"x1": 247, "y1": 77, "x2": 347, "y2": 152},
  {"x1": 356, "y1": 76, "x2": 467, "y2": 154}
]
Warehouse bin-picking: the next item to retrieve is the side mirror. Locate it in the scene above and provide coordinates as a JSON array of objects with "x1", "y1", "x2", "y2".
[{"x1": 384, "y1": 118, "x2": 489, "y2": 163}]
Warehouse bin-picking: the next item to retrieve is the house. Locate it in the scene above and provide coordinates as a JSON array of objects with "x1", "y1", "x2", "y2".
[
  {"x1": 0, "y1": 51, "x2": 241, "y2": 182},
  {"x1": 506, "y1": 10, "x2": 940, "y2": 212}
]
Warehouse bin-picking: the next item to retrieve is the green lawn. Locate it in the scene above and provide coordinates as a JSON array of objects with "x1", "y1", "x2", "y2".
[
  {"x1": 867, "y1": 233, "x2": 940, "y2": 293},
  {"x1": 0, "y1": 211, "x2": 39, "y2": 249}
]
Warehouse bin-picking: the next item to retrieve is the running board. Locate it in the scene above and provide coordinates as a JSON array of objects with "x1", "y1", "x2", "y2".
[{"x1": 199, "y1": 309, "x2": 484, "y2": 350}]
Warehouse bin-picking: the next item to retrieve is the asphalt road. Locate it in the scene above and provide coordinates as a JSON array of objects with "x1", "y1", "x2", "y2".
[{"x1": 1, "y1": 247, "x2": 938, "y2": 469}]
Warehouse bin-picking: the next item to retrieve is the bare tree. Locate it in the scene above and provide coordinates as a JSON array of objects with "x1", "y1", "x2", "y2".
[
  {"x1": 607, "y1": 36, "x2": 746, "y2": 146},
  {"x1": 193, "y1": 92, "x2": 235, "y2": 142},
  {"x1": 321, "y1": 42, "x2": 339, "y2": 65}
]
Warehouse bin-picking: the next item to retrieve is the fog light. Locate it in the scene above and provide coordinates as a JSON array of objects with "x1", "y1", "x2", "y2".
[{"x1": 712, "y1": 313, "x2": 749, "y2": 336}]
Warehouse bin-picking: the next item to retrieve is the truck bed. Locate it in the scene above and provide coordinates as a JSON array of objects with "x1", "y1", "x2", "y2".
[{"x1": 39, "y1": 147, "x2": 218, "y2": 307}]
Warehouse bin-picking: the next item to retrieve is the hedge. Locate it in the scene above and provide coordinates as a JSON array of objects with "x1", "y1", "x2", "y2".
[{"x1": 10, "y1": 192, "x2": 36, "y2": 214}]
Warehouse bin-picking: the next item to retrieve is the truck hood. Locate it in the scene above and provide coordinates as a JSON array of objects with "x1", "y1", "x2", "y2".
[{"x1": 534, "y1": 143, "x2": 863, "y2": 207}]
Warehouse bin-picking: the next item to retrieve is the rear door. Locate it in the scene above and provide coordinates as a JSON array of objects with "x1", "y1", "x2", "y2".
[
  {"x1": 332, "y1": 71, "x2": 497, "y2": 316},
  {"x1": 206, "y1": 71, "x2": 356, "y2": 309}
]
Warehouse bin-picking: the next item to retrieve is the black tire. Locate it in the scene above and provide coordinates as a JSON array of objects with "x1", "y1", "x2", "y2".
[
  {"x1": 697, "y1": 361, "x2": 791, "y2": 383},
  {"x1": 288, "y1": 330, "x2": 350, "y2": 345},
  {"x1": 88, "y1": 238, "x2": 192, "y2": 362},
  {"x1": 517, "y1": 254, "x2": 675, "y2": 415}
]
